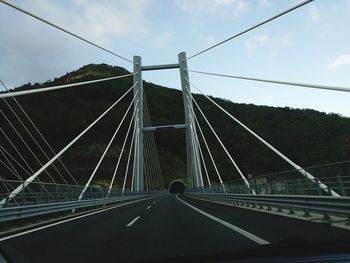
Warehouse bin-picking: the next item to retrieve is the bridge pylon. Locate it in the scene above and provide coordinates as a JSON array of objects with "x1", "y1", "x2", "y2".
[
  {"x1": 132, "y1": 52, "x2": 204, "y2": 191},
  {"x1": 178, "y1": 52, "x2": 203, "y2": 188},
  {"x1": 133, "y1": 56, "x2": 144, "y2": 192}
]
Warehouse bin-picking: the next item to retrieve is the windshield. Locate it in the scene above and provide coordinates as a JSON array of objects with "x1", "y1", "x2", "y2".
[{"x1": 1, "y1": 0, "x2": 350, "y2": 262}]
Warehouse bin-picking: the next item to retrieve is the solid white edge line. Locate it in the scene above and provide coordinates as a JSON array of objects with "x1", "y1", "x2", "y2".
[
  {"x1": 126, "y1": 216, "x2": 141, "y2": 227},
  {"x1": 146, "y1": 205, "x2": 151, "y2": 210},
  {"x1": 0, "y1": 196, "x2": 156, "y2": 242},
  {"x1": 176, "y1": 194, "x2": 270, "y2": 245}
]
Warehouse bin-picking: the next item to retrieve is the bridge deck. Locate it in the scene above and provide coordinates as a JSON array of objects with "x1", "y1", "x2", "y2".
[{"x1": 1, "y1": 194, "x2": 350, "y2": 262}]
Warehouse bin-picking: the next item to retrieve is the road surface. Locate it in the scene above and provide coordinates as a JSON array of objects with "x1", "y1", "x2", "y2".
[{"x1": 1, "y1": 194, "x2": 350, "y2": 262}]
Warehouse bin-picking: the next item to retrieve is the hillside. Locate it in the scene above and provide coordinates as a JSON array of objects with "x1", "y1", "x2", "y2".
[{"x1": 1, "y1": 64, "x2": 350, "y2": 188}]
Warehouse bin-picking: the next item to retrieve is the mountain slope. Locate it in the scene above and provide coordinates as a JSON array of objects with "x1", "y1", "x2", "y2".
[{"x1": 1, "y1": 64, "x2": 349, "y2": 188}]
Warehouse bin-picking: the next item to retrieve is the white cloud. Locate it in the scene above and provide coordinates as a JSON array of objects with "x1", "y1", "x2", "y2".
[
  {"x1": 154, "y1": 32, "x2": 173, "y2": 48},
  {"x1": 270, "y1": 32, "x2": 292, "y2": 57},
  {"x1": 258, "y1": 0, "x2": 270, "y2": 9},
  {"x1": 307, "y1": 4, "x2": 321, "y2": 24},
  {"x1": 38, "y1": 0, "x2": 152, "y2": 44},
  {"x1": 243, "y1": 31, "x2": 293, "y2": 58},
  {"x1": 0, "y1": 0, "x2": 153, "y2": 88},
  {"x1": 174, "y1": 0, "x2": 250, "y2": 18},
  {"x1": 326, "y1": 54, "x2": 350, "y2": 71},
  {"x1": 2, "y1": 0, "x2": 152, "y2": 45},
  {"x1": 243, "y1": 33, "x2": 270, "y2": 56},
  {"x1": 206, "y1": 35, "x2": 217, "y2": 46}
]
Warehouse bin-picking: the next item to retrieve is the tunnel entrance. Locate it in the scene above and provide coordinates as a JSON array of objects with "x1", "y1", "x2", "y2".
[{"x1": 168, "y1": 180, "x2": 186, "y2": 193}]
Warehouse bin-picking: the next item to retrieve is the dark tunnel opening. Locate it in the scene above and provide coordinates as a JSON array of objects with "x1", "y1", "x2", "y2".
[{"x1": 168, "y1": 181, "x2": 186, "y2": 193}]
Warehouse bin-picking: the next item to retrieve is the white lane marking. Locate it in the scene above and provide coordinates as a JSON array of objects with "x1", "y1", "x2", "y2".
[
  {"x1": 126, "y1": 216, "x2": 140, "y2": 227},
  {"x1": 146, "y1": 205, "x2": 151, "y2": 210},
  {"x1": 176, "y1": 195, "x2": 270, "y2": 245},
  {"x1": 0, "y1": 196, "x2": 157, "y2": 242},
  {"x1": 153, "y1": 201, "x2": 156, "y2": 204}
]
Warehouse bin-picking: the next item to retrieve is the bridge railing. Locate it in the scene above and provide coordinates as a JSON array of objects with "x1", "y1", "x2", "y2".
[
  {"x1": 0, "y1": 194, "x2": 159, "y2": 223},
  {"x1": 195, "y1": 174, "x2": 350, "y2": 197},
  {"x1": 0, "y1": 179, "x2": 155, "y2": 208},
  {"x1": 0, "y1": 178, "x2": 163, "y2": 223},
  {"x1": 193, "y1": 161, "x2": 350, "y2": 197},
  {"x1": 187, "y1": 164, "x2": 350, "y2": 221},
  {"x1": 185, "y1": 191, "x2": 350, "y2": 222}
]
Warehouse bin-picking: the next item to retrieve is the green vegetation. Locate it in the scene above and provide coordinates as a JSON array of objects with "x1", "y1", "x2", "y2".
[{"x1": 1, "y1": 64, "x2": 349, "y2": 188}]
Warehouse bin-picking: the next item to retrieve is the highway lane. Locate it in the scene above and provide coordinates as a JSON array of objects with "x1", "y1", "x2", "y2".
[
  {"x1": 0, "y1": 194, "x2": 350, "y2": 262},
  {"x1": 0, "y1": 194, "x2": 258, "y2": 262},
  {"x1": 115, "y1": 194, "x2": 259, "y2": 262},
  {"x1": 181, "y1": 194, "x2": 350, "y2": 243}
]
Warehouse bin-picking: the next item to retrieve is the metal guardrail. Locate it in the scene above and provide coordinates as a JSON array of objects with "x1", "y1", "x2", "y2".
[
  {"x1": 192, "y1": 174, "x2": 350, "y2": 197},
  {"x1": 0, "y1": 194, "x2": 156, "y2": 223},
  {"x1": 190, "y1": 161, "x2": 350, "y2": 197},
  {"x1": 186, "y1": 192, "x2": 350, "y2": 221},
  {"x1": 0, "y1": 179, "x2": 150, "y2": 207}
]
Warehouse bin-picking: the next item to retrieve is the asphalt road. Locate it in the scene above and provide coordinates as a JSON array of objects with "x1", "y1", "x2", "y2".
[{"x1": 1, "y1": 194, "x2": 350, "y2": 262}]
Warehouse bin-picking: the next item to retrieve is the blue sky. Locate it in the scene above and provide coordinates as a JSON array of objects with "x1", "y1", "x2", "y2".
[{"x1": 1, "y1": 0, "x2": 350, "y2": 116}]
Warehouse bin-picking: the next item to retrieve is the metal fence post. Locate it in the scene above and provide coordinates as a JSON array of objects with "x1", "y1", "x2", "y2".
[
  {"x1": 336, "y1": 175, "x2": 346, "y2": 196},
  {"x1": 297, "y1": 179, "x2": 304, "y2": 195},
  {"x1": 316, "y1": 179, "x2": 322, "y2": 196},
  {"x1": 283, "y1": 180, "x2": 289, "y2": 195},
  {"x1": 271, "y1": 182, "x2": 275, "y2": 194}
]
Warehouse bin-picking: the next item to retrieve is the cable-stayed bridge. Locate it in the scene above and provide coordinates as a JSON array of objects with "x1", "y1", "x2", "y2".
[{"x1": 1, "y1": 0, "x2": 350, "y2": 262}]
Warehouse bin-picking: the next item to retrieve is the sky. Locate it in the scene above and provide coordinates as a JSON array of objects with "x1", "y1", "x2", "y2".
[{"x1": 1, "y1": 0, "x2": 350, "y2": 116}]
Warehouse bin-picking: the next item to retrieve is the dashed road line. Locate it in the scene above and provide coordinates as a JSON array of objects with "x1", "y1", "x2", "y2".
[
  {"x1": 126, "y1": 216, "x2": 141, "y2": 227},
  {"x1": 0, "y1": 197, "x2": 156, "y2": 242}
]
